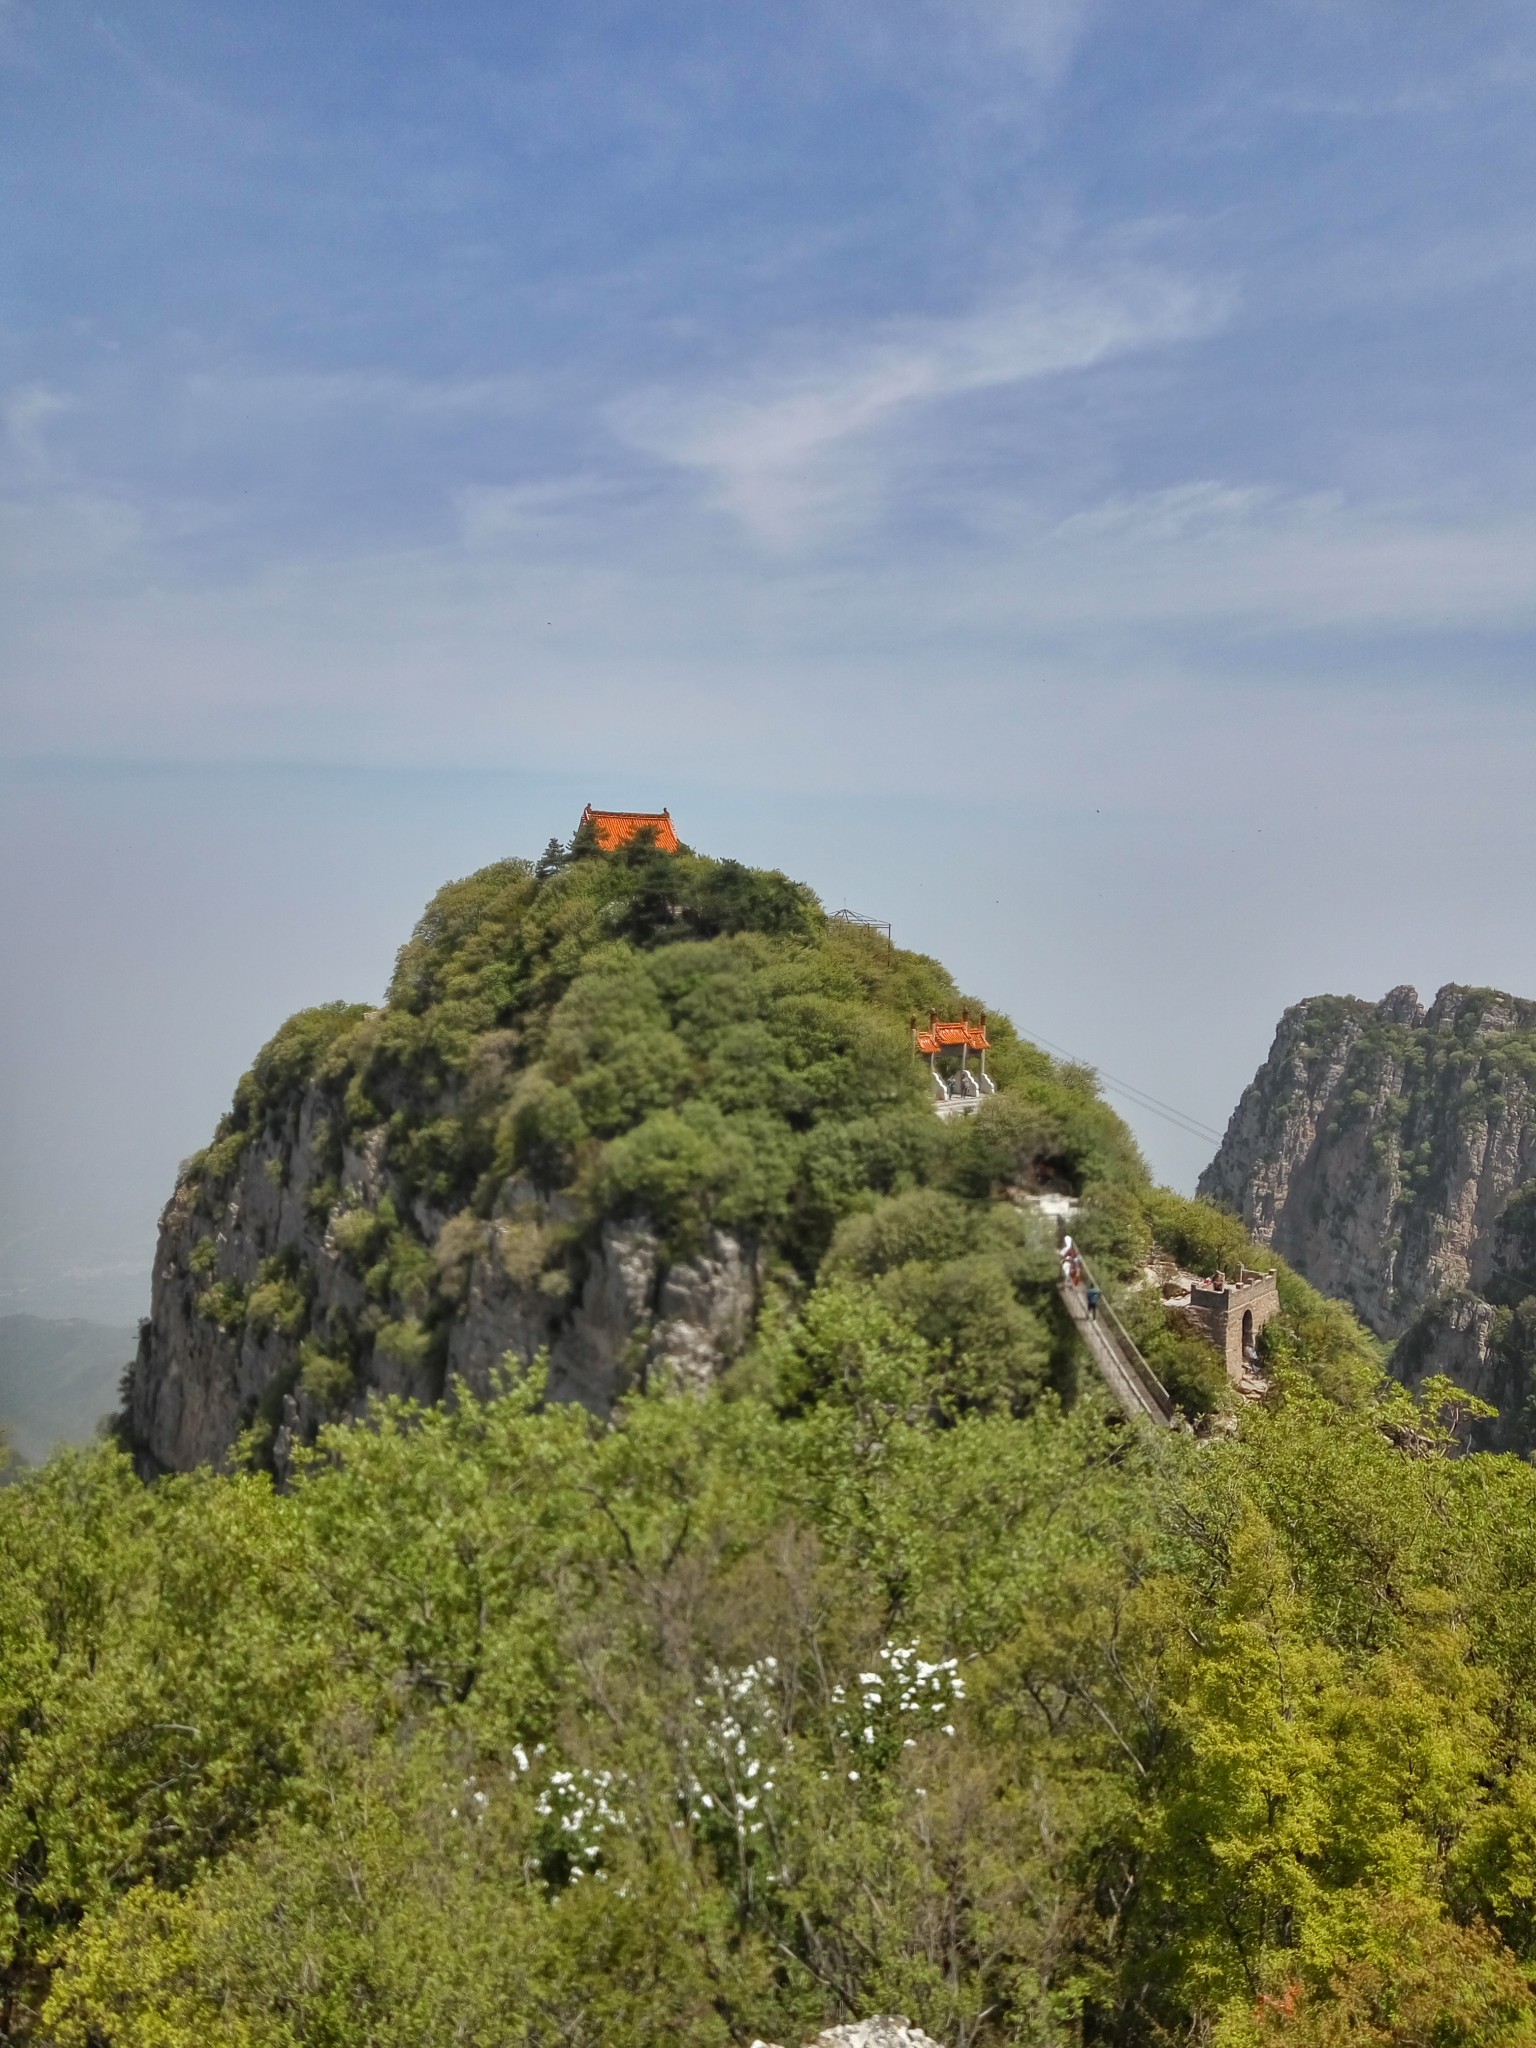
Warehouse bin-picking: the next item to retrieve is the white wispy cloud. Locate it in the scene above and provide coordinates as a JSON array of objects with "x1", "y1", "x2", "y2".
[
  {"x1": 177, "y1": 366, "x2": 540, "y2": 429},
  {"x1": 2, "y1": 385, "x2": 74, "y2": 481},
  {"x1": 1016, "y1": 482, "x2": 1536, "y2": 631},
  {"x1": 91, "y1": 15, "x2": 270, "y2": 144},
  {"x1": 9, "y1": 453, "x2": 1536, "y2": 799},
  {"x1": 958, "y1": 0, "x2": 1100, "y2": 85},
  {"x1": 1271, "y1": 44, "x2": 1536, "y2": 122},
  {"x1": 614, "y1": 267, "x2": 1227, "y2": 542}
]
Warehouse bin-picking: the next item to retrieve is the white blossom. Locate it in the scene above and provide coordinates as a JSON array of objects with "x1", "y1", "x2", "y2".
[
  {"x1": 834, "y1": 1640, "x2": 964, "y2": 1754},
  {"x1": 534, "y1": 1762, "x2": 628, "y2": 1879}
]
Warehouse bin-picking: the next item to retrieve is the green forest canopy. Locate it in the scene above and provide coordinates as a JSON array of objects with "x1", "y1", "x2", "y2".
[{"x1": 6, "y1": 836, "x2": 1534, "y2": 2045}]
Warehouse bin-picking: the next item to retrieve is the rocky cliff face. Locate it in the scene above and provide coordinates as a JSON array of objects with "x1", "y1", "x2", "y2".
[
  {"x1": 120, "y1": 840, "x2": 954, "y2": 1478},
  {"x1": 1200, "y1": 983, "x2": 1536, "y2": 1447},
  {"x1": 128, "y1": 1068, "x2": 763, "y2": 1476},
  {"x1": 123, "y1": 836, "x2": 1113, "y2": 1478}
]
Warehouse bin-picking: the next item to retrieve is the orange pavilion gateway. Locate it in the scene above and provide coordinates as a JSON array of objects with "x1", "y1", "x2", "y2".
[{"x1": 913, "y1": 1009, "x2": 996, "y2": 1119}]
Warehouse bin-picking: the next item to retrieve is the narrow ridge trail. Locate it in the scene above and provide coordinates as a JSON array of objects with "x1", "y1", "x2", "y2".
[{"x1": 1059, "y1": 1257, "x2": 1178, "y2": 1428}]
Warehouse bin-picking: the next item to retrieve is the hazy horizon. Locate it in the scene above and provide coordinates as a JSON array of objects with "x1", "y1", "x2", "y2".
[{"x1": 7, "y1": 2, "x2": 1536, "y2": 1322}]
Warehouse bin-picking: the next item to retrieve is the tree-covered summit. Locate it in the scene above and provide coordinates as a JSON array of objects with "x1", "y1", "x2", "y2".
[
  {"x1": 129, "y1": 835, "x2": 1165, "y2": 1474},
  {"x1": 248, "y1": 831, "x2": 1145, "y2": 1255}
]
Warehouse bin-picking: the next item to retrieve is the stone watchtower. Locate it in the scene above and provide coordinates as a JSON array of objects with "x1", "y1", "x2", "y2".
[{"x1": 1187, "y1": 1266, "x2": 1281, "y2": 1383}]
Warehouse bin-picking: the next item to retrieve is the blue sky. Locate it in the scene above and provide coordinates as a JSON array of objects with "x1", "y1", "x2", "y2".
[{"x1": 6, "y1": 1, "x2": 1536, "y2": 1322}]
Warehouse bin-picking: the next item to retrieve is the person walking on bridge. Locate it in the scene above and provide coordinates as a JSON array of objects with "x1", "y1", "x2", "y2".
[{"x1": 1086, "y1": 1282, "x2": 1101, "y2": 1321}]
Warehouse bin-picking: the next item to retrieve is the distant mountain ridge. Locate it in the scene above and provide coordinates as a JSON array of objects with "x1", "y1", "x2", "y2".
[
  {"x1": 0, "y1": 1316, "x2": 134, "y2": 1466},
  {"x1": 1200, "y1": 982, "x2": 1536, "y2": 1448}
]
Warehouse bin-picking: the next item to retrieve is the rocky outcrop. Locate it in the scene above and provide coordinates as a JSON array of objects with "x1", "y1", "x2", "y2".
[
  {"x1": 120, "y1": 837, "x2": 1056, "y2": 1479},
  {"x1": 753, "y1": 2022, "x2": 945, "y2": 2048},
  {"x1": 1200, "y1": 983, "x2": 1536, "y2": 1447},
  {"x1": 126, "y1": 1082, "x2": 765, "y2": 1477}
]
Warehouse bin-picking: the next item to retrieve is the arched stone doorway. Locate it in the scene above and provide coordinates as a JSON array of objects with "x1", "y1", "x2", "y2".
[{"x1": 1187, "y1": 1267, "x2": 1280, "y2": 1383}]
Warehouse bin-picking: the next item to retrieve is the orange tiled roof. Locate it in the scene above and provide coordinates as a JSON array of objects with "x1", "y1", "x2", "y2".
[
  {"x1": 579, "y1": 804, "x2": 680, "y2": 853},
  {"x1": 914, "y1": 1012, "x2": 989, "y2": 1056}
]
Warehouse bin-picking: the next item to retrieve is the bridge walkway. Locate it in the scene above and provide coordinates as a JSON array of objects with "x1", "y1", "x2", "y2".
[{"x1": 1059, "y1": 1256, "x2": 1179, "y2": 1428}]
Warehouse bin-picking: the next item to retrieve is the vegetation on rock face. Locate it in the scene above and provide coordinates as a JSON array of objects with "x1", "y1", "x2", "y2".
[
  {"x1": 16, "y1": 838, "x2": 1533, "y2": 2044},
  {"x1": 1200, "y1": 982, "x2": 1536, "y2": 1455},
  {"x1": 143, "y1": 835, "x2": 1160, "y2": 1463}
]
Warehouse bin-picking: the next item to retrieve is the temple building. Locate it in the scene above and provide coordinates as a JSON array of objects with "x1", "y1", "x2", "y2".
[
  {"x1": 577, "y1": 804, "x2": 680, "y2": 853},
  {"x1": 913, "y1": 1009, "x2": 997, "y2": 1119}
]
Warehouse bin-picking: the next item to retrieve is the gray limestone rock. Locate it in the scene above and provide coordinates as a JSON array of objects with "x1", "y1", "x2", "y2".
[
  {"x1": 547, "y1": 1219, "x2": 663, "y2": 1411},
  {"x1": 751, "y1": 2022, "x2": 947, "y2": 2048},
  {"x1": 648, "y1": 1230, "x2": 762, "y2": 1394},
  {"x1": 127, "y1": 1077, "x2": 764, "y2": 1473},
  {"x1": 1200, "y1": 981, "x2": 1536, "y2": 1445}
]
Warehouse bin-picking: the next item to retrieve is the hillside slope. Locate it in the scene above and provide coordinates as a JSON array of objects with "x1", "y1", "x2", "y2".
[
  {"x1": 1200, "y1": 982, "x2": 1536, "y2": 1446},
  {"x1": 125, "y1": 836, "x2": 1148, "y2": 1475}
]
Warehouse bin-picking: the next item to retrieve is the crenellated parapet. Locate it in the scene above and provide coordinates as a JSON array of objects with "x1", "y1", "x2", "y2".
[{"x1": 1187, "y1": 1266, "x2": 1281, "y2": 1384}]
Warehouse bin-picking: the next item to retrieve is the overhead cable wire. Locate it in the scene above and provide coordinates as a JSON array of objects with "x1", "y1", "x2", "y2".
[
  {"x1": 823, "y1": 906, "x2": 1224, "y2": 1145},
  {"x1": 1016, "y1": 1024, "x2": 1226, "y2": 1146},
  {"x1": 1095, "y1": 1083, "x2": 1225, "y2": 1146}
]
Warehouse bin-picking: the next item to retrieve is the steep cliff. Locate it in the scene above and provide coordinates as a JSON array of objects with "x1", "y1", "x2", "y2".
[
  {"x1": 125, "y1": 836, "x2": 1139, "y2": 1475},
  {"x1": 1200, "y1": 983, "x2": 1536, "y2": 1447}
]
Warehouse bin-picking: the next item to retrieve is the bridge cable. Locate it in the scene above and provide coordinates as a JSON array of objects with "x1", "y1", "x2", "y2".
[{"x1": 1015, "y1": 1025, "x2": 1225, "y2": 1145}]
